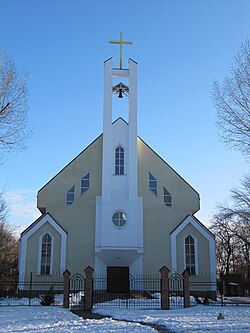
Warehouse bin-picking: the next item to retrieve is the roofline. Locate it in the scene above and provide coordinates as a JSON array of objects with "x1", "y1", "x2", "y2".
[
  {"x1": 137, "y1": 136, "x2": 200, "y2": 198},
  {"x1": 21, "y1": 212, "x2": 68, "y2": 236},
  {"x1": 38, "y1": 133, "x2": 103, "y2": 194},
  {"x1": 112, "y1": 117, "x2": 129, "y2": 125},
  {"x1": 38, "y1": 131, "x2": 199, "y2": 199},
  {"x1": 38, "y1": 119, "x2": 128, "y2": 194},
  {"x1": 170, "y1": 214, "x2": 215, "y2": 238}
]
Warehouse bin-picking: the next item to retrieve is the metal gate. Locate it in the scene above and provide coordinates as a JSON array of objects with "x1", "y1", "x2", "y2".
[
  {"x1": 93, "y1": 274, "x2": 161, "y2": 309},
  {"x1": 169, "y1": 273, "x2": 184, "y2": 309},
  {"x1": 69, "y1": 273, "x2": 85, "y2": 309}
]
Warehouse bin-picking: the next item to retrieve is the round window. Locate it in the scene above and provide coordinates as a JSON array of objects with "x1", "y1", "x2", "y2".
[{"x1": 112, "y1": 211, "x2": 127, "y2": 228}]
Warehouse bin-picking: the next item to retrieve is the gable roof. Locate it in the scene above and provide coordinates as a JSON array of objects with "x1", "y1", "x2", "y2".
[
  {"x1": 37, "y1": 121, "x2": 198, "y2": 200},
  {"x1": 38, "y1": 134, "x2": 103, "y2": 194},
  {"x1": 137, "y1": 136, "x2": 200, "y2": 197},
  {"x1": 170, "y1": 214, "x2": 215, "y2": 238},
  {"x1": 21, "y1": 212, "x2": 68, "y2": 236}
]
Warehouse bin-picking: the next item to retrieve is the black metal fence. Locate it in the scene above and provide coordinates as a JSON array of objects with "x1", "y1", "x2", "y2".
[
  {"x1": 69, "y1": 273, "x2": 85, "y2": 309},
  {"x1": 169, "y1": 273, "x2": 184, "y2": 309},
  {"x1": 189, "y1": 274, "x2": 250, "y2": 307},
  {"x1": 1, "y1": 271, "x2": 250, "y2": 308},
  {"x1": 93, "y1": 274, "x2": 161, "y2": 309},
  {"x1": 0, "y1": 273, "x2": 64, "y2": 306}
]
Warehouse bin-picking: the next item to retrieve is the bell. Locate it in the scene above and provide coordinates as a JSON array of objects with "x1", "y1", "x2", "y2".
[{"x1": 118, "y1": 89, "x2": 123, "y2": 98}]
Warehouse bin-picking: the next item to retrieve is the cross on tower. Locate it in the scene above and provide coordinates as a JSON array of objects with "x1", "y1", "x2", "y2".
[{"x1": 110, "y1": 32, "x2": 133, "y2": 69}]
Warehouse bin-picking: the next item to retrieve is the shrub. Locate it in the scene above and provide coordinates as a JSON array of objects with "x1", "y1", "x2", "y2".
[{"x1": 40, "y1": 287, "x2": 55, "y2": 306}]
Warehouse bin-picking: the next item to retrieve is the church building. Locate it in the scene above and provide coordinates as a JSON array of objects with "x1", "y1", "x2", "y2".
[{"x1": 19, "y1": 35, "x2": 216, "y2": 286}]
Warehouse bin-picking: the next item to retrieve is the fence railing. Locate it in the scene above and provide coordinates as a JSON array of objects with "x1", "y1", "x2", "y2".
[
  {"x1": 93, "y1": 274, "x2": 161, "y2": 309},
  {"x1": 1, "y1": 268, "x2": 250, "y2": 309},
  {"x1": 0, "y1": 273, "x2": 64, "y2": 306}
]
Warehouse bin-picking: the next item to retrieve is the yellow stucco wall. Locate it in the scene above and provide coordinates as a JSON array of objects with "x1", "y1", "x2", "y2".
[
  {"x1": 23, "y1": 134, "x2": 212, "y2": 277},
  {"x1": 137, "y1": 138, "x2": 200, "y2": 274},
  {"x1": 35, "y1": 135, "x2": 103, "y2": 274}
]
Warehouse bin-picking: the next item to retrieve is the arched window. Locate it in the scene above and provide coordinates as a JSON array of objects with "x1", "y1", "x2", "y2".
[
  {"x1": 41, "y1": 233, "x2": 52, "y2": 275},
  {"x1": 115, "y1": 146, "x2": 124, "y2": 175},
  {"x1": 185, "y1": 235, "x2": 196, "y2": 275}
]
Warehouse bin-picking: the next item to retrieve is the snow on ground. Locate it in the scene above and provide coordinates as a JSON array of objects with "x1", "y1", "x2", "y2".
[
  {"x1": 94, "y1": 305, "x2": 250, "y2": 332},
  {"x1": 0, "y1": 306, "x2": 155, "y2": 333},
  {"x1": 0, "y1": 305, "x2": 250, "y2": 332}
]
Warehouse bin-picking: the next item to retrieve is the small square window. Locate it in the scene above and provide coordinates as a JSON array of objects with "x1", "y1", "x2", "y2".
[
  {"x1": 164, "y1": 187, "x2": 172, "y2": 206},
  {"x1": 81, "y1": 173, "x2": 90, "y2": 195},
  {"x1": 149, "y1": 173, "x2": 157, "y2": 195},
  {"x1": 66, "y1": 186, "x2": 75, "y2": 205}
]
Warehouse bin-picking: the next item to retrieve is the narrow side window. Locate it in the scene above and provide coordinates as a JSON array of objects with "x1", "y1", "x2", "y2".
[
  {"x1": 115, "y1": 146, "x2": 124, "y2": 175},
  {"x1": 41, "y1": 233, "x2": 52, "y2": 275},
  {"x1": 185, "y1": 235, "x2": 196, "y2": 275},
  {"x1": 164, "y1": 187, "x2": 172, "y2": 206},
  {"x1": 81, "y1": 173, "x2": 90, "y2": 195},
  {"x1": 149, "y1": 172, "x2": 157, "y2": 195},
  {"x1": 66, "y1": 186, "x2": 75, "y2": 205}
]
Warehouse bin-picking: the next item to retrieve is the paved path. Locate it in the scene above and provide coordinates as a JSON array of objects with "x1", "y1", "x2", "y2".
[{"x1": 71, "y1": 309, "x2": 171, "y2": 333}]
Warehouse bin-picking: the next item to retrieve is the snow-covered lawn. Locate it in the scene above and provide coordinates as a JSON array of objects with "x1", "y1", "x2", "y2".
[
  {"x1": 94, "y1": 305, "x2": 250, "y2": 332},
  {"x1": 0, "y1": 305, "x2": 250, "y2": 332},
  {"x1": 0, "y1": 307, "x2": 155, "y2": 332}
]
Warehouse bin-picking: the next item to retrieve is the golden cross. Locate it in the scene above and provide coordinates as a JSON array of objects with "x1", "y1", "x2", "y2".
[{"x1": 109, "y1": 32, "x2": 133, "y2": 69}]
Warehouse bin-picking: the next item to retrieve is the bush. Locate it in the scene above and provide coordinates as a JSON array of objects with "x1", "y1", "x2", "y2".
[
  {"x1": 40, "y1": 287, "x2": 55, "y2": 306},
  {"x1": 194, "y1": 296, "x2": 202, "y2": 304}
]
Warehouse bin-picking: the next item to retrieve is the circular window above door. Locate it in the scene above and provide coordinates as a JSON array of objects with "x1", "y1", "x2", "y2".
[{"x1": 112, "y1": 211, "x2": 127, "y2": 228}]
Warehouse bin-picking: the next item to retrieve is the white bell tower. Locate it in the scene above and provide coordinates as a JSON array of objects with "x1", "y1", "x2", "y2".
[{"x1": 95, "y1": 34, "x2": 143, "y2": 277}]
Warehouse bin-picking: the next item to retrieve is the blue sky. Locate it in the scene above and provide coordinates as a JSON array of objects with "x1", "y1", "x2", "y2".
[{"x1": 0, "y1": 0, "x2": 249, "y2": 233}]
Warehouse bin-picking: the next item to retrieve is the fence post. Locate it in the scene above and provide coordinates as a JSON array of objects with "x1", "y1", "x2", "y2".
[
  {"x1": 159, "y1": 266, "x2": 170, "y2": 310},
  {"x1": 84, "y1": 266, "x2": 95, "y2": 311},
  {"x1": 182, "y1": 269, "x2": 190, "y2": 308},
  {"x1": 220, "y1": 273, "x2": 225, "y2": 306},
  {"x1": 29, "y1": 272, "x2": 33, "y2": 306},
  {"x1": 63, "y1": 270, "x2": 71, "y2": 308}
]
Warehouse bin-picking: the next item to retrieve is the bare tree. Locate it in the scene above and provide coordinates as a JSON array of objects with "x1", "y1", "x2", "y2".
[
  {"x1": 210, "y1": 217, "x2": 236, "y2": 274},
  {"x1": 0, "y1": 49, "x2": 29, "y2": 154},
  {"x1": 0, "y1": 191, "x2": 19, "y2": 280},
  {"x1": 210, "y1": 174, "x2": 250, "y2": 278},
  {"x1": 0, "y1": 188, "x2": 8, "y2": 223},
  {"x1": 0, "y1": 50, "x2": 30, "y2": 281},
  {"x1": 212, "y1": 38, "x2": 250, "y2": 156}
]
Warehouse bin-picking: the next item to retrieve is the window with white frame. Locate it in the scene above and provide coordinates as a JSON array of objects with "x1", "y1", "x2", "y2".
[
  {"x1": 185, "y1": 235, "x2": 196, "y2": 275},
  {"x1": 81, "y1": 173, "x2": 90, "y2": 195},
  {"x1": 112, "y1": 211, "x2": 127, "y2": 228},
  {"x1": 115, "y1": 146, "x2": 124, "y2": 175},
  {"x1": 149, "y1": 172, "x2": 157, "y2": 195},
  {"x1": 66, "y1": 186, "x2": 75, "y2": 205},
  {"x1": 163, "y1": 187, "x2": 172, "y2": 206},
  {"x1": 41, "y1": 233, "x2": 52, "y2": 275}
]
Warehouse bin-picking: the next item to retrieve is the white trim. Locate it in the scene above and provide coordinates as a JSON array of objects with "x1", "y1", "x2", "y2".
[
  {"x1": 19, "y1": 214, "x2": 67, "y2": 276},
  {"x1": 183, "y1": 233, "x2": 199, "y2": 275},
  {"x1": 37, "y1": 232, "x2": 54, "y2": 275},
  {"x1": 171, "y1": 215, "x2": 216, "y2": 277}
]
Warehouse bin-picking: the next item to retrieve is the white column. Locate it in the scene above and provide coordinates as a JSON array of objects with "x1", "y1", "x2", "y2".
[
  {"x1": 102, "y1": 58, "x2": 113, "y2": 201},
  {"x1": 128, "y1": 59, "x2": 138, "y2": 202}
]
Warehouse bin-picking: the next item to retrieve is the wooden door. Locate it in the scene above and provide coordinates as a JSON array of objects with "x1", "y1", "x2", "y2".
[{"x1": 107, "y1": 266, "x2": 130, "y2": 293}]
